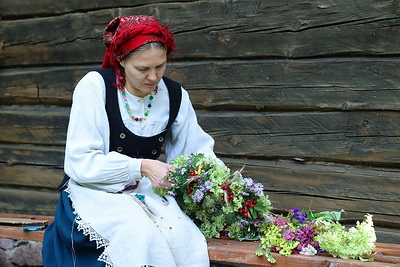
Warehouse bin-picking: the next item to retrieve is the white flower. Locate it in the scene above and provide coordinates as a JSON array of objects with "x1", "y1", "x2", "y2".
[{"x1": 299, "y1": 244, "x2": 317, "y2": 256}]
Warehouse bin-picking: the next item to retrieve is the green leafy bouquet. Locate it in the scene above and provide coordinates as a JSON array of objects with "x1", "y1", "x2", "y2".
[
  {"x1": 154, "y1": 153, "x2": 272, "y2": 240},
  {"x1": 314, "y1": 212, "x2": 376, "y2": 260},
  {"x1": 256, "y1": 209, "x2": 377, "y2": 263}
]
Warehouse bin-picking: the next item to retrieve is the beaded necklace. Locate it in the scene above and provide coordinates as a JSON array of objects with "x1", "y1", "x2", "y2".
[{"x1": 120, "y1": 87, "x2": 155, "y2": 122}]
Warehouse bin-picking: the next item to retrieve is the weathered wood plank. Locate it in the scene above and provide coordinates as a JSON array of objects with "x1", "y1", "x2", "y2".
[
  {"x1": 0, "y1": 164, "x2": 62, "y2": 190},
  {"x1": 0, "y1": 66, "x2": 90, "y2": 106},
  {"x1": 266, "y1": 192, "x2": 400, "y2": 239},
  {"x1": 1, "y1": 145, "x2": 398, "y2": 204},
  {"x1": 224, "y1": 158, "x2": 400, "y2": 242},
  {"x1": 0, "y1": 188, "x2": 398, "y2": 244},
  {"x1": 223, "y1": 158, "x2": 400, "y2": 204},
  {"x1": 0, "y1": 188, "x2": 59, "y2": 215},
  {"x1": 206, "y1": 111, "x2": 400, "y2": 165},
  {"x1": 2, "y1": 58, "x2": 400, "y2": 111},
  {"x1": 1, "y1": 144, "x2": 398, "y2": 202},
  {"x1": 0, "y1": 66, "x2": 91, "y2": 105},
  {"x1": 0, "y1": 144, "x2": 64, "y2": 167},
  {"x1": 1, "y1": 107, "x2": 399, "y2": 165},
  {"x1": 0, "y1": 0, "x2": 193, "y2": 18},
  {"x1": 1, "y1": 2, "x2": 399, "y2": 66},
  {"x1": 1, "y1": 147, "x2": 398, "y2": 231},
  {"x1": 0, "y1": 106, "x2": 69, "y2": 145},
  {"x1": 170, "y1": 59, "x2": 400, "y2": 111},
  {"x1": 373, "y1": 227, "x2": 400, "y2": 245},
  {"x1": 200, "y1": 110, "x2": 400, "y2": 166}
]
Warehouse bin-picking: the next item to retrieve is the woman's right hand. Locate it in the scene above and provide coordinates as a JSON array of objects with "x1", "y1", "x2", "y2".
[{"x1": 140, "y1": 159, "x2": 174, "y2": 188}]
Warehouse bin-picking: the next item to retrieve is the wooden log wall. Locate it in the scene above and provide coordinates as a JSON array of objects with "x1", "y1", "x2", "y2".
[{"x1": 1, "y1": 0, "x2": 399, "y2": 244}]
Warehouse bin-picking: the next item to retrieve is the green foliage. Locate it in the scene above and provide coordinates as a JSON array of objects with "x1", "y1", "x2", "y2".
[
  {"x1": 315, "y1": 214, "x2": 376, "y2": 260},
  {"x1": 154, "y1": 153, "x2": 272, "y2": 240},
  {"x1": 257, "y1": 209, "x2": 377, "y2": 263}
]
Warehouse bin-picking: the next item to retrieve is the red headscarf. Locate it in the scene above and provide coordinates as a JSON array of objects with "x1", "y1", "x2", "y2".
[{"x1": 101, "y1": 15, "x2": 177, "y2": 90}]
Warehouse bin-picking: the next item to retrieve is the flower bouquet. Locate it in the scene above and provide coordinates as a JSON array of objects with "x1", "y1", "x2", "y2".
[
  {"x1": 154, "y1": 153, "x2": 272, "y2": 240},
  {"x1": 256, "y1": 209, "x2": 377, "y2": 263}
]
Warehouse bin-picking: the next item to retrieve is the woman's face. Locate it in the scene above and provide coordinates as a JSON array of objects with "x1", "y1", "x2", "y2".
[{"x1": 121, "y1": 46, "x2": 167, "y2": 97}]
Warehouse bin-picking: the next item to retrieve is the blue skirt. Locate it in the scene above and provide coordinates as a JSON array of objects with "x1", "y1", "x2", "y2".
[{"x1": 42, "y1": 190, "x2": 105, "y2": 267}]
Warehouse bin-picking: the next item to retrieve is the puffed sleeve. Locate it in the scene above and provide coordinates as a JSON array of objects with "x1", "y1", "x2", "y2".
[
  {"x1": 164, "y1": 87, "x2": 221, "y2": 164},
  {"x1": 64, "y1": 71, "x2": 142, "y2": 192}
]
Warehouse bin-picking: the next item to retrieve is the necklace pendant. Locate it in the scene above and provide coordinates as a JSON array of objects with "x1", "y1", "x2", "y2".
[{"x1": 121, "y1": 87, "x2": 156, "y2": 123}]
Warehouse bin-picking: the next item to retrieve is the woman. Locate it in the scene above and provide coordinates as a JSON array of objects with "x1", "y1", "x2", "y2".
[{"x1": 42, "y1": 15, "x2": 218, "y2": 267}]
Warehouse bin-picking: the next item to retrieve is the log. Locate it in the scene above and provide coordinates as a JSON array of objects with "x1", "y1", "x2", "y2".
[
  {"x1": 1, "y1": 106, "x2": 400, "y2": 165},
  {"x1": 0, "y1": 143, "x2": 65, "y2": 167},
  {"x1": 168, "y1": 59, "x2": 400, "y2": 111},
  {"x1": 0, "y1": 188, "x2": 59, "y2": 215},
  {"x1": 222, "y1": 158, "x2": 400, "y2": 224},
  {"x1": 0, "y1": 106, "x2": 69, "y2": 145},
  {"x1": 199, "y1": 110, "x2": 400, "y2": 166},
  {"x1": 1, "y1": 1, "x2": 399, "y2": 66},
  {"x1": 0, "y1": 0, "x2": 193, "y2": 18},
  {"x1": 0, "y1": 154, "x2": 399, "y2": 243},
  {"x1": 2, "y1": 58, "x2": 400, "y2": 111},
  {"x1": 0, "y1": 164, "x2": 62, "y2": 190}
]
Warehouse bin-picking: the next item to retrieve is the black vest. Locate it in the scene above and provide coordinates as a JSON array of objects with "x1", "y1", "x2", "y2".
[{"x1": 57, "y1": 69, "x2": 182, "y2": 190}]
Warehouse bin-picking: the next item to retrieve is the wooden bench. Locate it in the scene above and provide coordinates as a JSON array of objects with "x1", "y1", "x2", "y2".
[{"x1": 1, "y1": 213, "x2": 399, "y2": 266}]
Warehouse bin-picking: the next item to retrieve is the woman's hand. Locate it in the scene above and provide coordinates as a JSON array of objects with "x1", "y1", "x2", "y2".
[{"x1": 141, "y1": 159, "x2": 174, "y2": 188}]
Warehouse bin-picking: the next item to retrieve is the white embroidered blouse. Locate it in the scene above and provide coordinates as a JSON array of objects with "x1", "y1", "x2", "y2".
[{"x1": 64, "y1": 71, "x2": 217, "y2": 192}]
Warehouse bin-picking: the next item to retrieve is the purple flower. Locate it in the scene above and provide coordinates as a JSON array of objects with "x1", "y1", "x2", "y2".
[
  {"x1": 204, "y1": 180, "x2": 213, "y2": 190},
  {"x1": 289, "y1": 208, "x2": 301, "y2": 214},
  {"x1": 290, "y1": 208, "x2": 307, "y2": 224},
  {"x1": 273, "y1": 217, "x2": 289, "y2": 227},
  {"x1": 191, "y1": 189, "x2": 204, "y2": 202},
  {"x1": 282, "y1": 229, "x2": 295, "y2": 241},
  {"x1": 295, "y1": 225, "x2": 315, "y2": 242},
  {"x1": 253, "y1": 219, "x2": 260, "y2": 227},
  {"x1": 251, "y1": 182, "x2": 264, "y2": 196},
  {"x1": 243, "y1": 178, "x2": 254, "y2": 187}
]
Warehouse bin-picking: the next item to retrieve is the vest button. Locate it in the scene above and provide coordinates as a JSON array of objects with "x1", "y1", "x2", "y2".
[
  {"x1": 117, "y1": 147, "x2": 123, "y2": 152},
  {"x1": 158, "y1": 137, "x2": 164, "y2": 142},
  {"x1": 151, "y1": 149, "x2": 157, "y2": 155},
  {"x1": 120, "y1": 133, "x2": 126, "y2": 139}
]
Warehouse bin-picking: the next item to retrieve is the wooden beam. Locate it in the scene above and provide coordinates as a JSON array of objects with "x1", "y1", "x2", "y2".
[
  {"x1": 0, "y1": 214, "x2": 398, "y2": 267},
  {"x1": 1, "y1": 2, "x2": 399, "y2": 66},
  {"x1": 1, "y1": 107, "x2": 400, "y2": 166},
  {"x1": 2, "y1": 59, "x2": 400, "y2": 111}
]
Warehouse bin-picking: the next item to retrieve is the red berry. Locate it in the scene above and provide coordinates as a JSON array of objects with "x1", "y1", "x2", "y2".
[
  {"x1": 244, "y1": 213, "x2": 248, "y2": 217},
  {"x1": 252, "y1": 199, "x2": 258, "y2": 204},
  {"x1": 250, "y1": 204, "x2": 254, "y2": 208},
  {"x1": 221, "y1": 200, "x2": 226, "y2": 204}
]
